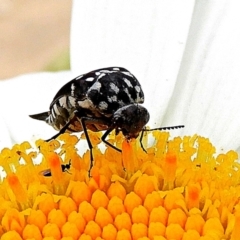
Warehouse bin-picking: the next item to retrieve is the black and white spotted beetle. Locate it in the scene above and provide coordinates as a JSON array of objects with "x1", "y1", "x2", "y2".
[{"x1": 30, "y1": 67, "x2": 184, "y2": 171}]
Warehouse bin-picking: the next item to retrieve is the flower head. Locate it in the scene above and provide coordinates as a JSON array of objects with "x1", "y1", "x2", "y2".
[{"x1": 0, "y1": 130, "x2": 240, "y2": 239}]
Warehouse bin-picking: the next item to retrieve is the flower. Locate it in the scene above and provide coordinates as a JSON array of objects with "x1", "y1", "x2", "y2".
[
  {"x1": 0, "y1": 131, "x2": 240, "y2": 239},
  {"x1": 1, "y1": 1, "x2": 240, "y2": 238}
]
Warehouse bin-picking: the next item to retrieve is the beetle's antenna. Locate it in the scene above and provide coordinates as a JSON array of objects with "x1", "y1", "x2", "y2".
[
  {"x1": 140, "y1": 125, "x2": 184, "y2": 152},
  {"x1": 143, "y1": 125, "x2": 184, "y2": 132}
]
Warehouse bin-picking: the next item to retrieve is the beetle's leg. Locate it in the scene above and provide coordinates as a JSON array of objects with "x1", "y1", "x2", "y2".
[
  {"x1": 46, "y1": 111, "x2": 82, "y2": 142},
  {"x1": 139, "y1": 129, "x2": 147, "y2": 153},
  {"x1": 80, "y1": 117, "x2": 109, "y2": 175},
  {"x1": 46, "y1": 120, "x2": 72, "y2": 142},
  {"x1": 101, "y1": 128, "x2": 122, "y2": 153},
  {"x1": 79, "y1": 117, "x2": 93, "y2": 172}
]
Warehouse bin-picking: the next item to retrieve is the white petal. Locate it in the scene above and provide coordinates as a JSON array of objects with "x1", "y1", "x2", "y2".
[
  {"x1": 162, "y1": 1, "x2": 240, "y2": 152},
  {"x1": 0, "y1": 71, "x2": 76, "y2": 150},
  {"x1": 0, "y1": 115, "x2": 12, "y2": 150},
  {"x1": 70, "y1": 0, "x2": 195, "y2": 125}
]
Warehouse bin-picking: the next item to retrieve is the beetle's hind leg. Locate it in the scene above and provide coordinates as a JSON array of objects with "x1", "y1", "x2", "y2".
[{"x1": 46, "y1": 121, "x2": 73, "y2": 142}]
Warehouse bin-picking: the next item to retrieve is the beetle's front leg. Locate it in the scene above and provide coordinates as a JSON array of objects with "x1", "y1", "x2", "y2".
[
  {"x1": 80, "y1": 116, "x2": 109, "y2": 176},
  {"x1": 101, "y1": 128, "x2": 122, "y2": 153}
]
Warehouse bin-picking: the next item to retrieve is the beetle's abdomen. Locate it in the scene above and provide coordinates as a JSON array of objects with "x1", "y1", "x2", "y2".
[{"x1": 47, "y1": 95, "x2": 78, "y2": 131}]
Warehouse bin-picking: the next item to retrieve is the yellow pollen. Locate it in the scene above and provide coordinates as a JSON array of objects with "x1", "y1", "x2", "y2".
[
  {"x1": 79, "y1": 201, "x2": 96, "y2": 223},
  {"x1": 22, "y1": 224, "x2": 42, "y2": 240},
  {"x1": 163, "y1": 151, "x2": 177, "y2": 188},
  {"x1": 61, "y1": 222, "x2": 81, "y2": 239},
  {"x1": 143, "y1": 191, "x2": 164, "y2": 213},
  {"x1": 107, "y1": 196, "x2": 125, "y2": 218},
  {"x1": 70, "y1": 181, "x2": 91, "y2": 205},
  {"x1": 163, "y1": 189, "x2": 185, "y2": 212},
  {"x1": 124, "y1": 191, "x2": 142, "y2": 215},
  {"x1": 148, "y1": 222, "x2": 166, "y2": 239},
  {"x1": 91, "y1": 189, "x2": 109, "y2": 209},
  {"x1": 114, "y1": 212, "x2": 132, "y2": 231},
  {"x1": 59, "y1": 196, "x2": 77, "y2": 216},
  {"x1": 95, "y1": 207, "x2": 113, "y2": 228},
  {"x1": 84, "y1": 220, "x2": 101, "y2": 239},
  {"x1": 231, "y1": 208, "x2": 240, "y2": 239},
  {"x1": 185, "y1": 214, "x2": 205, "y2": 234},
  {"x1": 134, "y1": 174, "x2": 157, "y2": 200},
  {"x1": 165, "y1": 223, "x2": 184, "y2": 240},
  {"x1": 42, "y1": 223, "x2": 61, "y2": 238},
  {"x1": 131, "y1": 223, "x2": 148, "y2": 240},
  {"x1": 107, "y1": 181, "x2": 127, "y2": 200},
  {"x1": 132, "y1": 205, "x2": 149, "y2": 225},
  {"x1": 1, "y1": 230, "x2": 23, "y2": 240},
  {"x1": 122, "y1": 139, "x2": 137, "y2": 173},
  {"x1": 116, "y1": 228, "x2": 132, "y2": 240},
  {"x1": 149, "y1": 206, "x2": 168, "y2": 225},
  {"x1": 186, "y1": 183, "x2": 201, "y2": 209},
  {"x1": 167, "y1": 208, "x2": 187, "y2": 228},
  {"x1": 102, "y1": 223, "x2": 117, "y2": 240},
  {"x1": 7, "y1": 174, "x2": 28, "y2": 209},
  {"x1": 37, "y1": 193, "x2": 58, "y2": 216},
  {"x1": 48, "y1": 152, "x2": 63, "y2": 181},
  {"x1": 27, "y1": 209, "x2": 47, "y2": 231},
  {"x1": 1, "y1": 131, "x2": 240, "y2": 239},
  {"x1": 2, "y1": 208, "x2": 25, "y2": 235},
  {"x1": 68, "y1": 211, "x2": 86, "y2": 234},
  {"x1": 48, "y1": 209, "x2": 67, "y2": 228}
]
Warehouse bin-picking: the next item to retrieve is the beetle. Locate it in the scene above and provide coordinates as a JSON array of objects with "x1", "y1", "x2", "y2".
[{"x1": 30, "y1": 67, "x2": 184, "y2": 170}]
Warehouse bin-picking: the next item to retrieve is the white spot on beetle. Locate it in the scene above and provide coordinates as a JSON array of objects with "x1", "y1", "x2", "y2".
[
  {"x1": 53, "y1": 104, "x2": 60, "y2": 115},
  {"x1": 71, "y1": 83, "x2": 75, "y2": 96},
  {"x1": 110, "y1": 82, "x2": 119, "y2": 94},
  {"x1": 135, "y1": 94, "x2": 144, "y2": 103},
  {"x1": 51, "y1": 108, "x2": 56, "y2": 118},
  {"x1": 107, "y1": 95, "x2": 117, "y2": 102},
  {"x1": 78, "y1": 99, "x2": 94, "y2": 109},
  {"x1": 89, "y1": 81, "x2": 102, "y2": 91},
  {"x1": 86, "y1": 77, "x2": 95, "y2": 82},
  {"x1": 76, "y1": 75, "x2": 83, "y2": 80},
  {"x1": 122, "y1": 71, "x2": 133, "y2": 77},
  {"x1": 59, "y1": 96, "x2": 67, "y2": 108},
  {"x1": 69, "y1": 96, "x2": 76, "y2": 107},
  {"x1": 100, "y1": 70, "x2": 115, "y2": 73},
  {"x1": 135, "y1": 85, "x2": 141, "y2": 92},
  {"x1": 124, "y1": 87, "x2": 131, "y2": 97},
  {"x1": 123, "y1": 78, "x2": 133, "y2": 88},
  {"x1": 118, "y1": 100, "x2": 125, "y2": 106},
  {"x1": 97, "y1": 73, "x2": 106, "y2": 80},
  {"x1": 49, "y1": 114, "x2": 53, "y2": 123},
  {"x1": 107, "y1": 96, "x2": 112, "y2": 103},
  {"x1": 98, "y1": 101, "x2": 108, "y2": 110}
]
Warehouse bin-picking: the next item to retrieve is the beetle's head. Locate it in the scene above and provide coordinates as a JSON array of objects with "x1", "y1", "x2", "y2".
[{"x1": 112, "y1": 104, "x2": 150, "y2": 139}]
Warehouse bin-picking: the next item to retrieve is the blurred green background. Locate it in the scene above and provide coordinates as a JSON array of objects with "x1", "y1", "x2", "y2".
[{"x1": 44, "y1": 49, "x2": 70, "y2": 72}]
